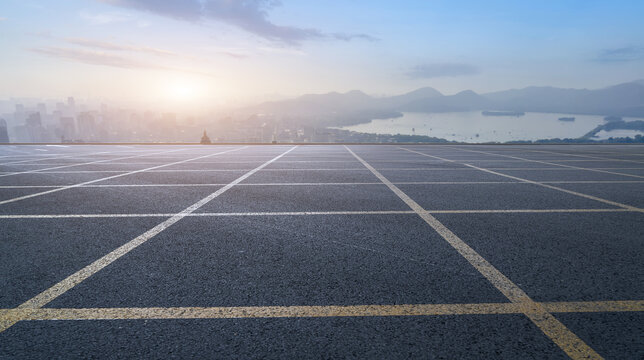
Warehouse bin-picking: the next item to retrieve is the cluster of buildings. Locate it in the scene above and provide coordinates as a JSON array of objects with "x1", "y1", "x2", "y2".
[
  {"x1": 0, "y1": 97, "x2": 435, "y2": 144},
  {"x1": 1, "y1": 97, "x2": 101, "y2": 143},
  {"x1": 0, "y1": 98, "x2": 203, "y2": 143}
]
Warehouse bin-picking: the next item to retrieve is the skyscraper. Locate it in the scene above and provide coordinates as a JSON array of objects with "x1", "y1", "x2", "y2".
[
  {"x1": 77, "y1": 112, "x2": 96, "y2": 141},
  {"x1": 0, "y1": 118, "x2": 9, "y2": 143}
]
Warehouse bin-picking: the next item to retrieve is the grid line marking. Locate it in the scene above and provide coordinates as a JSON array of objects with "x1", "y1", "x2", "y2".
[
  {"x1": 454, "y1": 148, "x2": 644, "y2": 179},
  {"x1": 0, "y1": 208, "x2": 633, "y2": 219},
  {"x1": 0, "y1": 146, "x2": 297, "y2": 333},
  {"x1": 521, "y1": 149, "x2": 644, "y2": 164},
  {"x1": 0, "y1": 147, "x2": 246, "y2": 205},
  {"x1": 0, "y1": 149, "x2": 186, "y2": 178},
  {"x1": 399, "y1": 147, "x2": 643, "y2": 212},
  {"x1": 1, "y1": 180, "x2": 642, "y2": 189},
  {"x1": 346, "y1": 145, "x2": 603, "y2": 360},
  {"x1": 1, "y1": 300, "x2": 641, "y2": 322},
  {"x1": 0, "y1": 150, "x2": 120, "y2": 166},
  {"x1": 3, "y1": 167, "x2": 642, "y2": 174}
]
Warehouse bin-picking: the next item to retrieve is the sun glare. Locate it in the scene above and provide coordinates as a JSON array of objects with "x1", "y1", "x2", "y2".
[{"x1": 167, "y1": 83, "x2": 197, "y2": 101}]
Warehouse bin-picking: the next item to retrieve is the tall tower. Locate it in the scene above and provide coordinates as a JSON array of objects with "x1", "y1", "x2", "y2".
[{"x1": 200, "y1": 130, "x2": 211, "y2": 144}]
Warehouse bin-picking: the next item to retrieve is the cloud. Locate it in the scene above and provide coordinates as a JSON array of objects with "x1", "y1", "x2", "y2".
[
  {"x1": 258, "y1": 46, "x2": 306, "y2": 56},
  {"x1": 79, "y1": 10, "x2": 150, "y2": 27},
  {"x1": 29, "y1": 47, "x2": 213, "y2": 76},
  {"x1": 99, "y1": 0, "x2": 375, "y2": 45},
  {"x1": 100, "y1": 0, "x2": 202, "y2": 21},
  {"x1": 595, "y1": 46, "x2": 644, "y2": 63},
  {"x1": 0, "y1": 17, "x2": 7, "y2": 21},
  {"x1": 332, "y1": 33, "x2": 379, "y2": 42},
  {"x1": 65, "y1": 38, "x2": 178, "y2": 57},
  {"x1": 407, "y1": 63, "x2": 480, "y2": 79},
  {"x1": 79, "y1": 10, "x2": 133, "y2": 25},
  {"x1": 65, "y1": 37, "x2": 246, "y2": 59}
]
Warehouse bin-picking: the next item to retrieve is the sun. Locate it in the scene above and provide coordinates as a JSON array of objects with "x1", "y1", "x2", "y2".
[
  {"x1": 161, "y1": 76, "x2": 209, "y2": 102},
  {"x1": 167, "y1": 83, "x2": 197, "y2": 101}
]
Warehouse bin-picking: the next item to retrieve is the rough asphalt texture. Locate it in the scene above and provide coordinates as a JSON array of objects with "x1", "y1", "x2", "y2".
[{"x1": 0, "y1": 144, "x2": 642, "y2": 359}]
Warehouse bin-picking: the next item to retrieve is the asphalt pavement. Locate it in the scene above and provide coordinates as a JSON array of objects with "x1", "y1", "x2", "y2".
[{"x1": 0, "y1": 144, "x2": 642, "y2": 359}]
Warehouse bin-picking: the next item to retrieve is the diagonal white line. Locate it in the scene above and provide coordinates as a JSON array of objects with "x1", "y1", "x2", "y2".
[
  {"x1": 0, "y1": 146, "x2": 298, "y2": 333},
  {"x1": 522, "y1": 148, "x2": 644, "y2": 164},
  {"x1": 0, "y1": 149, "x2": 137, "y2": 166},
  {"x1": 0, "y1": 147, "x2": 247, "y2": 205},
  {"x1": 454, "y1": 147, "x2": 644, "y2": 179},
  {"x1": 345, "y1": 145, "x2": 602, "y2": 360},
  {"x1": 399, "y1": 147, "x2": 643, "y2": 212},
  {"x1": 0, "y1": 149, "x2": 187, "y2": 178}
]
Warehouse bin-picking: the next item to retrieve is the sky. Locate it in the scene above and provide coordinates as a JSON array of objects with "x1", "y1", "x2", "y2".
[{"x1": 1, "y1": 0, "x2": 643, "y2": 107}]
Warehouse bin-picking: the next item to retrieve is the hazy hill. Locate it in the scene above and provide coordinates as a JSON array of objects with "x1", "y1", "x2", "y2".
[
  {"x1": 484, "y1": 81, "x2": 644, "y2": 116},
  {"x1": 378, "y1": 87, "x2": 443, "y2": 108},
  {"x1": 252, "y1": 87, "x2": 443, "y2": 114},
  {"x1": 254, "y1": 90, "x2": 375, "y2": 115},
  {"x1": 401, "y1": 90, "x2": 492, "y2": 112},
  {"x1": 244, "y1": 81, "x2": 644, "y2": 127}
]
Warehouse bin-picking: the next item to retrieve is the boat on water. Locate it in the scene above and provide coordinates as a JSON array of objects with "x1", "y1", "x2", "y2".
[
  {"x1": 558, "y1": 117, "x2": 575, "y2": 122},
  {"x1": 481, "y1": 111, "x2": 525, "y2": 117}
]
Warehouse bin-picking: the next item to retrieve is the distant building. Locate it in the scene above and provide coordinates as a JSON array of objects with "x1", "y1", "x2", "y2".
[
  {"x1": 200, "y1": 130, "x2": 211, "y2": 144},
  {"x1": 14, "y1": 104, "x2": 25, "y2": 123},
  {"x1": 77, "y1": 112, "x2": 96, "y2": 141},
  {"x1": 26, "y1": 112, "x2": 42, "y2": 127},
  {"x1": 25, "y1": 112, "x2": 46, "y2": 142},
  {"x1": 0, "y1": 119, "x2": 9, "y2": 142},
  {"x1": 37, "y1": 103, "x2": 47, "y2": 116},
  {"x1": 59, "y1": 116, "x2": 76, "y2": 141}
]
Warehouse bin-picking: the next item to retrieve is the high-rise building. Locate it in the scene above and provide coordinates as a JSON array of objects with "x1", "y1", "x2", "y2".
[
  {"x1": 0, "y1": 118, "x2": 9, "y2": 143},
  {"x1": 77, "y1": 112, "x2": 95, "y2": 141},
  {"x1": 59, "y1": 116, "x2": 76, "y2": 141},
  {"x1": 25, "y1": 112, "x2": 45, "y2": 142},
  {"x1": 14, "y1": 104, "x2": 25, "y2": 123},
  {"x1": 25, "y1": 112, "x2": 42, "y2": 127},
  {"x1": 37, "y1": 103, "x2": 47, "y2": 116},
  {"x1": 67, "y1": 97, "x2": 76, "y2": 117}
]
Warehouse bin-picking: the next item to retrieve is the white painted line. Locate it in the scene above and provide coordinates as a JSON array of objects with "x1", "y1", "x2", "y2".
[
  {"x1": 0, "y1": 149, "x2": 187, "y2": 178},
  {"x1": 0, "y1": 146, "x2": 298, "y2": 333},
  {"x1": 0, "y1": 150, "x2": 116, "y2": 166},
  {"x1": 455, "y1": 147, "x2": 644, "y2": 179},
  {"x1": 400, "y1": 147, "x2": 643, "y2": 212},
  {"x1": 524, "y1": 149, "x2": 644, "y2": 164},
  {"x1": 0, "y1": 208, "x2": 631, "y2": 219},
  {"x1": 0, "y1": 147, "x2": 246, "y2": 205},
  {"x1": 345, "y1": 145, "x2": 602, "y2": 360},
  {"x1": 9, "y1": 167, "x2": 642, "y2": 175},
  {"x1": 1, "y1": 180, "x2": 642, "y2": 190}
]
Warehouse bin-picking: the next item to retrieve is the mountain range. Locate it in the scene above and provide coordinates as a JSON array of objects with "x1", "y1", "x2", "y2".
[{"x1": 245, "y1": 80, "x2": 644, "y2": 127}]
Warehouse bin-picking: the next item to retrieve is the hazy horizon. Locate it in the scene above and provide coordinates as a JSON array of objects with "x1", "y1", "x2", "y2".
[{"x1": 2, "y1": 0, "x2": 644, "y2": 106}]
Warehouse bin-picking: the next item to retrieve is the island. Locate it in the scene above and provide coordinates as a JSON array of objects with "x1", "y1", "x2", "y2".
[{"x1": 558, "y1": 117, "x2": 575, "y2": 122}]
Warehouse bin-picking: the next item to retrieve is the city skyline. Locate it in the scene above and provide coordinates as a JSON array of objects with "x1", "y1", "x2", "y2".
[{"x1": 1, "y1": 0, "x2": 643, "y2": 106}]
